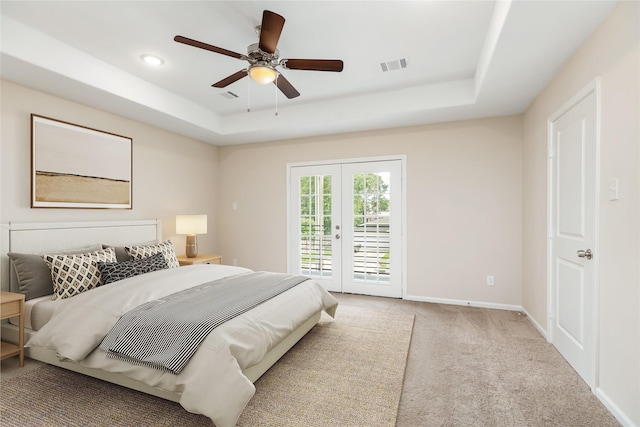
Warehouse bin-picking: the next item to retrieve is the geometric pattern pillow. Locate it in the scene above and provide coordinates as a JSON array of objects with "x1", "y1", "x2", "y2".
[
  {"x1": 42, "y1": 248, "x2": 117, "y2": 300},
  {"x1": 133, "y1": 252, "x2": 169, "y2": 274},
  {"x1": 125, "y1": 240, "x2": 179, "y2": 269},
  {"x1": 96, "y1": 253, "x2": 168, "y2": 285},
  {"x1": 8, "y1": 244, "x2": 103, "y2": 300},
  {"x1": 95, "y1": 260, "x2": 138, "y2": 285}
]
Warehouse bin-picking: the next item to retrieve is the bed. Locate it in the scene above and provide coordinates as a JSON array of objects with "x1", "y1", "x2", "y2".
[{"x1": 0, "y1": 220, "x2": 338, "y2": 427}]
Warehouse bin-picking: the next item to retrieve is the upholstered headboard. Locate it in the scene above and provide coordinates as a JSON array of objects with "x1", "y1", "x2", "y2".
[{"x1": 1, "y1": 220, "x2": 161, "y2": 293}]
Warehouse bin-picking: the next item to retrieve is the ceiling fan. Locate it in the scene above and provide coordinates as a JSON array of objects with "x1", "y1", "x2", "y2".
[{"x1": 174, "y1": 10, "x2": 344, "y2": 99}]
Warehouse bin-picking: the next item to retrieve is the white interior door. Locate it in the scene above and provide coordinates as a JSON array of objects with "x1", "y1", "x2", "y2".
[
  {"x1": 289, "y1": 160, "x2": 403, "y2": 298},
  {"x1": 548, "y1": 85, "x2": 598, "y2": 389}
]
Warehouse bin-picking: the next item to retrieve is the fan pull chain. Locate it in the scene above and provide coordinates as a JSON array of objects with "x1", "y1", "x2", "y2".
[
  {"x1": 247, "y1": 73, "x2": 251, "y2": 113},
  {"x1": 275, "y1": 74, "x2": 279, "y2": 116}
]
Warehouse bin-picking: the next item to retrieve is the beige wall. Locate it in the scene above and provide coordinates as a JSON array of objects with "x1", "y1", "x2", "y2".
[
  {"x1": 0, "y1": 80, "x2": 220, "y2": 255},
  {"x1": 522, "y1": 1, "x2": 639, "y2": 424},
  {"x1": 217, "y1": 115, "x2": 523, "y2": 307}
]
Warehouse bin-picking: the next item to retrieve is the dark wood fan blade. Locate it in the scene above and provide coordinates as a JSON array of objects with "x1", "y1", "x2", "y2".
[
  {"x1": 274, "y1": 74, "x2": 300, "y2": 99},
  {"x1": 283, "y1": 59, "x2": 344, "y2": 72},
  {"x1": 174, "y1": 35, "x2": 244, "y2": 60},
  {"x1": 212, "y1": 70, "x2": 247, "y2": 88},
  {"x1": 258, "y1": 10, "x2": 285, "y2": 54}
]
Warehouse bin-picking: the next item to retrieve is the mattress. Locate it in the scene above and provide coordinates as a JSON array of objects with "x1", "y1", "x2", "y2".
[{"x1": 10, "y1": 294, "x2": 59, "y2": 331}]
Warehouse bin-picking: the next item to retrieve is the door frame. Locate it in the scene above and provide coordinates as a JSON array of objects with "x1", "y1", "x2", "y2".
[
  {"x1": 286, "y1": 155, "x2": 407, "y2": 298},
  {"x1": 546, "y1": 77, "x2": 601, "y2": 390}
]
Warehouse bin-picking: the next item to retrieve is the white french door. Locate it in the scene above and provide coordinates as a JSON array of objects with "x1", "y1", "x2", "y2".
[
  {"x1": 289, "y1": 159, "x2": 403, "y2": 298},
  {"x1": 548, "y1": 81, "x2": 599, "y2": 390},
  {"x1": 290, "y1": 164, "x2": 343, "y2": 292}
]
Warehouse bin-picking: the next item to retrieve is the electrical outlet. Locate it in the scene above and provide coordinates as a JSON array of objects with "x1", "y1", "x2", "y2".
[
  {"x1": 233, "y1": 258, "x2": 238, "y2": 266},
  {"x1": 486, "y1": 275, "x2": 494, "y2": 286}
]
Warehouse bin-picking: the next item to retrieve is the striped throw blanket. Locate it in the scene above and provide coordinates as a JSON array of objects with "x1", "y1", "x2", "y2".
[{"x1": 99, "y1": 271, "x2": 308, "y2": 374}]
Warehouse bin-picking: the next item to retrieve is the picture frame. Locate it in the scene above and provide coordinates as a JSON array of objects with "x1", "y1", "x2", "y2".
[{"x1": 31, "y1": 114, "x2": 133, "y2": 209}]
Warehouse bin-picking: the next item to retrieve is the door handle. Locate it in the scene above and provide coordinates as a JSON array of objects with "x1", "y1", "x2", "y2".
[{"x1": 577, "y1": 249, "x2": 593, "y2": 260}]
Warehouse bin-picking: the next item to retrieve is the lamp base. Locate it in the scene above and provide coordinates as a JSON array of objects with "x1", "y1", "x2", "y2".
[{"x1": 185, "y1": 235, "x2": 198, "y2": 258}]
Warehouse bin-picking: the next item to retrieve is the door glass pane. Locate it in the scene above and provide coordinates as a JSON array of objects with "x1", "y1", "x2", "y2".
[
  {"x1": 299, "y1": 175, "x2": 333, "y2": 278},
  {"x1": 352, "y1": 172, "x2": 390, "y2": 283}
]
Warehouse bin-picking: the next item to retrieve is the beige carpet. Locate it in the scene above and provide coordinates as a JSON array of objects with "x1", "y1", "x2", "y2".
[{"x1": 0, "y1": 306, "x2": 414, "y2": 427}]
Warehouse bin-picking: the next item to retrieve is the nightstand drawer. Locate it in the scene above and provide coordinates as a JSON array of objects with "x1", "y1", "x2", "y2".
[
  {"x1": 177, "y1": 254, "x2": 222, "y2": 266},
  {"x1": 1, "y1": 300, "x2": 21, "y2": 319}
]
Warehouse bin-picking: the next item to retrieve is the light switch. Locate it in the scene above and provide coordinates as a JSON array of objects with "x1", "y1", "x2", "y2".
[
  {"x1": 232, "y1": 202, "x2": 238, "y2": 210},
  {"x1": 608, "y1": 179, "x2": 619, "y2": 201}
]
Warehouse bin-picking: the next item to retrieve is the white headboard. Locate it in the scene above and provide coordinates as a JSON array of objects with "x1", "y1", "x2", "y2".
[{"x1": 1, "y1": 220, "x2": 161, "y2": 293}]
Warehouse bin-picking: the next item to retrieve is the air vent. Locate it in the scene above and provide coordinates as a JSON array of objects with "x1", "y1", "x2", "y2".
[
  {"x1": 380, "y1": 58, "x2": 408, "y2": 72},
  {"x1": 219, "y1": 91, "x2": 239, "y2": 99}
]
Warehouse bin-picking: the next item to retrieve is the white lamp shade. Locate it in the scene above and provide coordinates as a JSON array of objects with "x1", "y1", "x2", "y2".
[{"x1": 176, "y1": 215, "x2": 207, "y2": 235}]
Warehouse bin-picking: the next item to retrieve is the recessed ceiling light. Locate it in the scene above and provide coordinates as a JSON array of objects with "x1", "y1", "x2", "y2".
[{"x1": 141, "y1": 54, "x2": 164, "y2": 66}]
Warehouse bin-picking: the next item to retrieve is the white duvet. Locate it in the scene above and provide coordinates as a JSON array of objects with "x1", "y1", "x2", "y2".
[{"x1": 27, "y1": 264, "x2": 338, "y2": 426}]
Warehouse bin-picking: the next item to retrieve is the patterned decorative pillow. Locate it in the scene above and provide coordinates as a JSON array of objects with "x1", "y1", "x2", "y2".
[
  {"x1": 42, "y1": 248, "x2": 117, "y2": 300},
  {"x1": 8, "y1": 244, "x2": 103, "y2": 300},
  {"x1": 97, "y1": 253, "x2": 168, "y2": 285},
  {"x1": 133, "y1": 252, "x2": 169, "y2": 273},
  {"x1": 96, "y1": 260, "x2": 138, "y2": 285},
  {"x1": 125, "y1": 240, "x2": 179, "y2": 269}
]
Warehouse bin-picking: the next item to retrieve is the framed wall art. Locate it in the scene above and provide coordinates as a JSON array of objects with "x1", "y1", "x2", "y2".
[{"x1": 31, "y1": 114, "x2": 133, "y2": 209}]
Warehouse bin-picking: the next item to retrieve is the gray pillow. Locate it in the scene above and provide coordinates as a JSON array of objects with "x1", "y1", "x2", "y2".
[
  {"x1": 101, "y1": 245, "x2": 132, "y2": 263},
  {"x1": 8, "y1": 244, "x2": 103, "y2": 300}
]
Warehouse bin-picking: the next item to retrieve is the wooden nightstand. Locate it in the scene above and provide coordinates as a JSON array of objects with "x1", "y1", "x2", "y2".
[
  {"x1": 1, "y1": 291, "x2": 25, "y2": 367},
  {"x1": 177, "y1": 254, "x2": 222, "y2": 266}
]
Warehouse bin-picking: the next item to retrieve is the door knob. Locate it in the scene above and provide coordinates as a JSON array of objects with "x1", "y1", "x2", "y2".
[
  {"x1": 335, "y1": 234, "x2": 341, "y2": 239},
  {"x1": 577, "y1": 249, "x2": 593, "y2": 260}
]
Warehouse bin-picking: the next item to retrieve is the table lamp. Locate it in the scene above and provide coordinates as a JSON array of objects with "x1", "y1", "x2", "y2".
[{"x1": 176, "y1": 214, "x2": 207, "y2": 258}]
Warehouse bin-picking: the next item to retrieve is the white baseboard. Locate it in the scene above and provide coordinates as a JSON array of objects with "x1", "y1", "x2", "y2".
[
  {"x1": 595, "y1": 388, "x2": 638, "y2": 427},
  {"x1": 403, "y1": 294, "x2": 521, "y2": 312},
  {"x1": 521, "y1": 307, "x2": 548, "y2": 340}
]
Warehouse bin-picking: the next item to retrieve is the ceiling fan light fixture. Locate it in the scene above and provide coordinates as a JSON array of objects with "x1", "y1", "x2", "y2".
[
  {"x1": 248, "y1": 64, "x2": 277, "y2": 84},
  {"x1": 174, "y1": 10, "x2": 343, "y2": 99}
]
